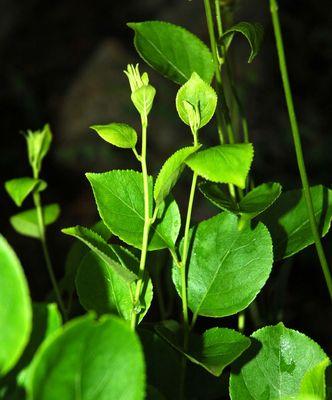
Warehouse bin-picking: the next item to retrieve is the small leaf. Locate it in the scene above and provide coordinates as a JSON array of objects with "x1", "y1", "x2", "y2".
[
  {"x1": 62, "y1": 225, "x2": 137, "y2": 283},
  {"x1": 176, "y1": 72, "x2": 217, "y2": 131},
  {"x1": 0, "y1": 235, "x2": 32, "y2": 376},
  {"x1": 76, "y1": 249, "x2": 153, "y2": 322},
  {"x1": 5, "y1": 177, "x2": 42, "y2": 207},
  {"x1": 131, "y1": 84, "x2": 156, "y2": 117},
  {"x1": 186, "y1": 144, "x2": 254, "y2": 189},
  {"x1": 156, "y1": 320, "x2": 250, "y2": 376},
  {"x1": 10, "y1": 204, "x2": 60, "y2": 239},
  {"x1": 200, "y1": 182, "x2": 282, "y2": 219},
  {"x1": 173, "y1": 212, "x2": 273, "y2": 317},
  {"x1": 86, "y1": 170, "x2": 181, "y2": 250},
  {"x1": 223, "y1": 22, "x2": 264, "y2": 63},
  {"x1": 299, "y1": 358, "x2": 330, "y2": 399},
  {"x1": 229, "y1": 323, "x2": 329, "y2": 400},
  {"x1": 128, "y1": 21, "x2": 214, "y2": 85},
  {"x1": 154, "y1": 146, "x2": 201, "y2": 207},
  {"x1": 27, "y1": 314, "x2": 145, "y2": 400},
  {"x1": 90, "y1": 123, "x2": 137, "y2": 149},
  {"x1": 25, "y1": 124, "x2": 52, "y2": 176},
  {"x1": 259, "y1": 185, "x2": 332, "y2": 260}
]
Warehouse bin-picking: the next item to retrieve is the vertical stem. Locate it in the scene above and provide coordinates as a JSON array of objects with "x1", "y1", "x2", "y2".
[
  {"x1": 270, "y1": 0, "x2": 332, "y2": 300},
  {"x1": 131, "y1": 118, "x2": 152, "y2": 330},
  {"x1": 204, "y1": 0, "x2": 235, "y2": 144},
  {"x1": 33, "y1": 191, "x2": 67, "y2": 319}
]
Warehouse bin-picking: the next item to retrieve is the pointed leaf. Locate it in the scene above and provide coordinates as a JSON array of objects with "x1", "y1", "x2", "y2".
[
  {"x1": 62, "y1": 225, "x2": 137, "y2": 283},
  {"x1": 156, "y1": 320, "x2": 250, "y2": 376},
  {"x1": 128, "y1": 21, "x2": 214, "y2": 85},
  {"x1": 90, "y1": 123, "x2": 137, "y2": 149},
  {"x1": 76, "y1": 249, "x2": 153, "y2": 322},
  {"x1": 176, "y1": 72, "x2": 217, "y2": 130},
  {"x1": 259, "y1": 185, "x2": 332, "y2": 260},
  {"x1": 27, "y1": 314, "x2": 145, "y2": 400},
  {"x1": 10, "y1": 204, "x2": 60, "y2": 239},
  {"x1": 154, "y1": 146, "x2": 200, "y2": 207},
  {"x1": 223, "y1": 22, "x2": 264, "y2": 63},
  {"x1": 131, "y1": 84, "x2": 156, "y2": 117},
  {"x1": 86, "y1": 170, "x2": 181, "y2": 250},
  {"x1": 25, "y1": 124, "x2": 52, "y2": 175},
  {"x1": 173, "y1": 212, "x2": 273, "y2": 317},
  {"x1": 0, "y1": 235, "x2": 32, "y2": 376},
  {"x1": 230, "y1": 324, "x2": 329, "y2": 400},
  {"x1": 186, "y1": 144, "x2": 254, "y2": 189},
  {"x1": 5, "y1": 177, "x2": 42, "y2": 207}
]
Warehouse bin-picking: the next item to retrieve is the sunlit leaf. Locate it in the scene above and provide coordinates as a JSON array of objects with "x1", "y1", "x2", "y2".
[
  {"x1": 5, "y1": 177, "x2": 44, "y2": 207},
  {"x1": 90, "y1": 123, "x2": 137, "y2": 149}
]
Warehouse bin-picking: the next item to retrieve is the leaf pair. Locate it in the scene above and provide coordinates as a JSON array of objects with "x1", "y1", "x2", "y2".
[{"x1": 5, "y1": 177, "x2": 47, "y2": 207}]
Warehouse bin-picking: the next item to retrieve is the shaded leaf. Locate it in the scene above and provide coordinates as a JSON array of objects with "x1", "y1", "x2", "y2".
[
  {"x1": 186, "y1": 144, "x2": 254, "y2": 189},
  {"x1": 27, "y1": 314, "x2": 145, "y2": 400},
  {"x1": 10, "y1": 204, "x2": 60, "y2": 239},
  {"x1": 0, "y1": 235, "x2": 31, "y2": 376},
  {"x1": 259, "y1": 185, "x2": 332, "y2": 260},
  {"x1": 223, "y1": 22, "x2": 264, "y2": 63},
  {"x1": 229, "y1": 323, "x2": 328, "y2": 400},
  {"x1": 86, "y1": 170, "x2": 181, "y2": 250},
  {"x1": 156, "y1": 320, "x2": 250, "y2": 376},
  {"x1": 173, "y1": 212, "x2": 273, "y2": 317},
  {"x1": 128, "y1": 21, "x2": 214, "y2": 85},
  {"x1": 90, "y1": 123, "x2": 137, "y2": 149}
]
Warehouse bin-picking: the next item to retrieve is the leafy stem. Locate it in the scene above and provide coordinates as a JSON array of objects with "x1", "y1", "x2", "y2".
[
  {"x1": 131, "y1": 116, "x2": 152, "y2": 330},
  {"x1": 270, "y1": 0, "x2": 332, "y2": 300},
  {"x1": 32, "y1": 190, "x2": 67, "y2": 319}
]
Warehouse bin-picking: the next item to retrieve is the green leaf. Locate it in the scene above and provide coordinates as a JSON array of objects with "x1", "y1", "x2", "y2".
[
  {"x1": 176, "y1": 72, "x2": 217, "y2": 131},
  {"x1": 0, "y1": 235, "x2": 32, "y2": 376},
  {"x1": 128, "y1": 21, "x2": 214, "y2": 85},
  {"x1": 25, "y1": 124, "x2": 52, "y2": 176},
  {"x1": 186, "y1": 144, "x2": 254, "y2": 189},
  {"x1": 300, "y1": 358, "x2": 330, "y2": 399},
  {"x1": 156, "y1": 320, "x2": 250, "y2": 377},
  {"x1": 259, "y1": 185, "x2": 332, "y2": 260},
  {"x1": 131, "y1": 84, "x2": 156, "y2": 117},
  {"x1": 27, "y1": 314, "x2": 145, "y2": 400},
  {"x1": 1, "y1": 302, "x2": 62, "y2": 398},
  {"x1": 200, "y1": 182, "x2": 282, "y2": 219},
  {"x1": 10, "y1": 204, "x2": 61, "y2": 239},
  {"x1": 154, "y1": 146, "x2": 201, "y2": 207},
  {"x1": 229, "y1": 323, "x2": 329, "y2": 400},
  {"x1": 90, "y1": 123, "x2": 137, "y2": 149},
  {"x1": 223, "y1": 22, "x2": 264, "y2": 63},
  {"x1": 5, "y1": 177, "x2": 42, "y2": 207},
  {"x1": 86, "y1": 170, "x2": 181, "y2": 250},
  {"x1": 76, "y1": 249, "x2": 153, "y2": 322},
  {"x1": 62, "y1": 225, "x2": 137, "y2": 283},
  {"x1": 173, "y1": 212, "x2": 273, "y2": 317}
]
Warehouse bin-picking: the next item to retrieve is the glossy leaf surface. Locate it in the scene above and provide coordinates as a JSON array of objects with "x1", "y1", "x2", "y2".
[{"x1": 90, "y1": 123, "x2": 137, "y2": 148}]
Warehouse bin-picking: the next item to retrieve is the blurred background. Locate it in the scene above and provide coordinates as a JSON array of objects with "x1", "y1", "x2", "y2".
[{"x1": 1, "y1": 0, "x2": 331, "y2": 353}]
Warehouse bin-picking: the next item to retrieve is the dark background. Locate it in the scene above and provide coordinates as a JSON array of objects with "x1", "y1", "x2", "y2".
[{"x1": 1, "y1": 0, "x2": 331, "y2": 353}]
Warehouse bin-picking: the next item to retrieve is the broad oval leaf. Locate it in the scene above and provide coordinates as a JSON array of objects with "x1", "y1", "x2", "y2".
[
  {"x1": 62, "y1": 225, "x2": 137, "y2": 283},
  {"x1": 173, "y1": 212, "x2": 273, "y2": 317},
  {"x1": 200, "y1": 182, "x2": 282, "y2": 219},
  {"x1": 10, "y1": 204, "x2": 61, "y2": 239},
  {"x1": 156, "y1": 320, "x2": 250, "y2": 377},
  {"x1": 128, "y1": 21, "x2": 214, "y2": 85},
  {"x1": 186, "y1": 144, "x2": 254, "y2": 189},
  {"x1": 259, "y1": 185, "x2": 332, "y2": 260},
  {"x1": 5, "y1": 177, "x2": 41, "y2": 207},
  {"x1": 230, "y1": 323, "x2": 329, "y2": 400},
  {"x1": 90, "y1": 123, "x2": 137, "y2": 149},
  {"x1": 223, "y1": 22, "x2": 264, "y2": 63},
  {"x1": 86, "y1": 170, "x2": 181, "y2": 250},
  {"x1": 154, "y1": 146, "x2": 200, "y2": 207},
  {"x1": 76, "y1": 250, "x2": 153, "y2": 322},
  {"x1": 176, "y1": 72, "x2": 217, "y2": 130},
  {"x1": 131, "y1": 84, "x2": 156, "y2": 117},
  {"x1": 0, "y1": 235, "x2": 32, "y2": 376},
  {"x1": 27, "y1": 314, "x2": 145, "y2": 400}
]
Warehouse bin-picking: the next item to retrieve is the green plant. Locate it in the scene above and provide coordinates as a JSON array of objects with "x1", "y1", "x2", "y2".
[{"x1": 1, "y1": 1, "x2": 331, "y2": 399}]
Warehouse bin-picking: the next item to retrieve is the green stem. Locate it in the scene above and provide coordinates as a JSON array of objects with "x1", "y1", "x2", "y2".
[
  {"x1": 204, "y1": 0, "x2": 235, "y2": 145},
  {"x1": 33, "y1": 191, "x2": 67, "y2": 319},
  {"x1": 270, "y1": 0, "x2": 332, "y2": 300},
  {"x1": 131, "y1": 118, "x2": 152, "y2": 330}
]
